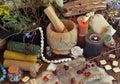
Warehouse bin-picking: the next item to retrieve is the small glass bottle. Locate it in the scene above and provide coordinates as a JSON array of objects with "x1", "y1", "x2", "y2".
[{"x1": 8, "y1": 65, "x2": 23, "y2": 82}]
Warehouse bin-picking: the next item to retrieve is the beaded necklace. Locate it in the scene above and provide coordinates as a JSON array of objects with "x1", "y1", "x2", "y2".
[
  {"x1": 0, "y1": 63, "x2": 6, "y2": 81},
  {"x1": 39, "y1": 27, "x2": 72, "y2": 63}
]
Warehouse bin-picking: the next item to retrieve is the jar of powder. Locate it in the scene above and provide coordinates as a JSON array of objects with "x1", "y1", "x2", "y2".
[{"x1": 7, "y1": 65, "x2": 23, "y2": 82}]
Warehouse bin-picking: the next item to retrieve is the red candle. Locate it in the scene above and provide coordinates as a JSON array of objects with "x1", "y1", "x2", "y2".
[
  {"x1": 78, "y1": 20, "x2": 88, "y2": 35},
  {"x1": 78, "y1": 34, "x2": 86, "y2": 48},
  {"x1": 77, "y1": 16, "x2": 89, "y2": 48}
]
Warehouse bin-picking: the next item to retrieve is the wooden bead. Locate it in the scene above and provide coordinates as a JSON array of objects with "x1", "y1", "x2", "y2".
[
  {"x1": 30, "y1": 71, "x2": 37, "y2": 78},
  {"x1": 22, "y1": 76, "x2": 30, "y2": 82}
]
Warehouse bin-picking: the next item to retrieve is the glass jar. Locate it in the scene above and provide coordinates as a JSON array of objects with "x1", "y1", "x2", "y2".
[{"x1": 7, "y1": 65, "x2": 23, "y2": 82}]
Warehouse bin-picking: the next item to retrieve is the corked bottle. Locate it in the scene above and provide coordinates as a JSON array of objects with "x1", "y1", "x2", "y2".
[{"x1": 7, "y1": 65, "x2": 23, "y2": 82}]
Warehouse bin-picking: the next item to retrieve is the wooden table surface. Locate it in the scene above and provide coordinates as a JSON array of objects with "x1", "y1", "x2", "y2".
[{"x1": 0, "y1": 33, "x2": 120, "y2": 84}]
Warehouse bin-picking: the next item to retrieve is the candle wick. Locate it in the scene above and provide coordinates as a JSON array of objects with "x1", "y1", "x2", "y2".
[
  {"x1": 82, "y1": 16, "x2": 90, "y2": 23},
  {"x1": 93, "y1": 37, "x2": 98, "y2": 41}
]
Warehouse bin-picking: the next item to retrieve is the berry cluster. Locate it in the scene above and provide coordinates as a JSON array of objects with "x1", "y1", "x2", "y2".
[
  {"x1": 63, "y1": 65, "x2": 69, "y2": 71},
  {"x1": 71, "y1": 77, "x2": 75, "y2": 84},
  {"x1": 52, "y1": 70, "x2": 58, "y2": 76},
  {"x1": 43, "y1": 75, "x2": 59, "y2": 84},
  {"x1": 76, "y1": 61, "x2": 95, "y2": 77},
  {"x1": 43, "y1": 76, "x2": 49, "y2": 82}
]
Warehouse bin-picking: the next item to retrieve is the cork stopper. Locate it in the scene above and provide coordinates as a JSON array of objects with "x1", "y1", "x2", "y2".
[{"x1": 8, "y1": 65, "x2": 19, "y2": 74}]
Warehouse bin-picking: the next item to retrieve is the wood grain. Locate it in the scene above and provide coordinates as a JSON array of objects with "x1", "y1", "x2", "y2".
[{"x1": 62, "y1": 0, "x2": 106, "y2": 17}]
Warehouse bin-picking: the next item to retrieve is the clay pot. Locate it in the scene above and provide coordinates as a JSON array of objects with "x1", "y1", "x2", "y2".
[
  {"x1": 0, "y1": 39, "x2": 7, "y2": 50},
  {"x1": 46, "y1": 19, "x2": 78, "y2": 55}
]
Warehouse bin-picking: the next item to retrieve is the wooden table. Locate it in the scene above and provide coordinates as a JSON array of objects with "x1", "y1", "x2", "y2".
[{"x1": 1, "y1": 33, "x2": 120, "y2": 84}]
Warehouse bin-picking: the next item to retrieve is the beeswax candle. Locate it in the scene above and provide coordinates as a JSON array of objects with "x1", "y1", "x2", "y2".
[
  {"x1": 3, "y1": 59, "x2": 40, "y2": 72},
  {"x1": 4, "y1": 50, "x2": 37, "y2": 63},
  {"x1": 7, "y1": 41, "x2": 40, "y2": 55}
]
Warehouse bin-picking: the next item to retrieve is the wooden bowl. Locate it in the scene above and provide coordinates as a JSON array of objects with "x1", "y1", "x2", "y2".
[{"x1": 46, "y1": 19, "x2": 78, "y2": 55}]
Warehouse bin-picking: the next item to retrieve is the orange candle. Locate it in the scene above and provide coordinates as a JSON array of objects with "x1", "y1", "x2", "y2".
[
  {"x1": 78, "y1": 34, "x2": 86, "y2": 48},
  {"x1": 77, "y1": 16, "x2": 89, "y2": 48},
  {"x1": 78, "y1": 20, "x2": 88, "y2": 35}
]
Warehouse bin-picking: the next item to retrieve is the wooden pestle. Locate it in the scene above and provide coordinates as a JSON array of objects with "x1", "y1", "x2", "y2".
[{"x1": 44, "y1": 5, "x2": 67, "y2": 33}]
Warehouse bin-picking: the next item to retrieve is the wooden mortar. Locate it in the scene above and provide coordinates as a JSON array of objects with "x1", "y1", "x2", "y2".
[{"x1": 46, "y1": 19, "x2": 77, "y2": 55}]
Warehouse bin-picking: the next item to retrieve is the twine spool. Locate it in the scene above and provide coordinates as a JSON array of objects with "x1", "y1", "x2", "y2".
[{"x1": 83, "y1": 33, "x2": 103, "y2": 58}]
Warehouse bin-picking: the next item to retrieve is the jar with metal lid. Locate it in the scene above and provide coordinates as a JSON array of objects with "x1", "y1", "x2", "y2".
[{"x1": 7, "y1": 65, "x2": 23, "y2": 82}]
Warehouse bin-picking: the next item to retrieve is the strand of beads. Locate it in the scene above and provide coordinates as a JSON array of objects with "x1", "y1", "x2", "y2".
[
  {"x1": 0, "y1": 63, "x2": 6, "y2": 81},
  {"x1": 38, "y1": 27, "x2": 72, "y2": 64}
]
